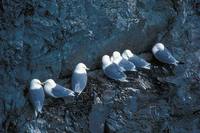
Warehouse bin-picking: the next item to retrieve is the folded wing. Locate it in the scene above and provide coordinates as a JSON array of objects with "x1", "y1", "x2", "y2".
[
  {"x1": 52, "y1": 84, "x2": 75, "y2": 98},
  {"x1": 29, "y1": 87, "x2": 45, "y2": 114},
  {"x1": 72, "y1": 73, "x2": 87, "y2": 95},
  {"x1": 155, "y1": 48, "x2": 178, "y2": 65},
  {"x1": 104, "y1": 64, "x2": 127, "y2": 81}
]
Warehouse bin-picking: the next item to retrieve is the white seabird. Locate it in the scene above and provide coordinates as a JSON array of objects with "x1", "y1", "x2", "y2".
[
  {"x1": 152, "y1": 43, "x2": 179, "y2": 65},
  {"x1": 71, "y1": 63, "x2": 89, "y2": 96},
  {"x1": 102, "y1": 55, "x2": 128, "y2": 82},
  {"x1": 122, "y1": 49, "x2": 151, "y2": 70},
  {"x1": 111, "y1": 51, "x2": 136, "y2": 72},
  {"x1": 29, "y1": 79, "x2": 45, "y2": 117},
  {"x1": 43, "y1": 79, "x2": 75, "y2": 98}
]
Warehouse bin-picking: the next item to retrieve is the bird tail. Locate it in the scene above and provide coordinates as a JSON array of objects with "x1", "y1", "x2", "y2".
[
  {"x1": 119, "y1": 67, "x2": 126, "y2": 72},
  {"x1": 74, "y1": 92, "x2": 83, "y2": 102},
  {"x1": 123, "y1": 79, "x2": 129, "y2": 82},
  {"x1": 35, "y1": 111, "x2": 38, "y2": 117},
  {"x1": 143, "y1": 65, "x2": 151, "y2": 70},
  {"x1": 74, "y1": 92, "x2": 80, "y2": 99},
  {"x1": 70, "y1": 91, "x2": 76, "y2": 97},
  {"x1": 35, "y1": 103, "x2": 42, "y2": 117},
  {"x1": 174, "y1": 60, "x2": 184, "y2": 66},
  {"x1": 120, "y1": 78, "x2": 129, "y2": 82},
  {"x1": 131, "y1": 67, "x2": 137, "y2": 71}
]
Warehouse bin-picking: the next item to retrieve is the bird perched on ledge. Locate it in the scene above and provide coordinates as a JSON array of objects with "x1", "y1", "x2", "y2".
[
  {"x1": 71, "y1": 63, "x2": 89, "y2": 96},
  {"x1": 122, "y1": 49, "x2": 151, "y2": 70},
  {"x1": 102, "y1": 55, "x2": 128, "y2": 82},
  {"x1": 29, "y1": 79, "x2": 45, "y2": 117},
  {"x1": 111, "y1": 51, "x2": 136, "y2": 72},
  {"x1": 43, "y1": 79, "x2": 75, "y2": 98},
  {"x1": 152, "y1": 43, "x2": 180, "y2": 65}
]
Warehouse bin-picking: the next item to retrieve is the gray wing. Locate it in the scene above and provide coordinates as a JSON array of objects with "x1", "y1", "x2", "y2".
[
  {"x1": 104, "y1": 63, "x2": 127, "y2": 81},
  {"x1": 155, "y1": 48, "x2": 178, "y2": 65},
  {"x1": 72, "y1": 72, "x2": 87, "y2": 94},
  {"x1": 119, "y1": 58, "x2": 136, "y2": 71},
  {"x1": 129, "y1": 55, "x2": 150, "y2": 69},
  {"x1": 52, "y1": 84, "x2": 75, "y2": 98},
  {"x1": 29, "y1": 87, "x2": 45, "y2": 113}
]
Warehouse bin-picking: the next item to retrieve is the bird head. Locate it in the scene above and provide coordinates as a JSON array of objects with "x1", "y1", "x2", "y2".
[
  {"x1": 43, "y1": 79, "x2": 56, "y2": 89},
  {"x1": 30, "y1": 79, "x2": 43, "y2": 89},
  {"x1": 102, "y1": 55, "x2": 112, "y2": 69},
  {"x1": 76, "y1": 63, "x2": 90, "y2": 70},
  {"x1": 113, "y1": 51, "x2": 121, "y2": 58},
  {"x1": 111, "y1": 51, "x2": 122, "y2": 64},
  {"x1": 122, "y1": 49, "x2": 133, "y2": 60},
  {"x1": 152, "y1": 43, "x2": 165, "y2": 54},
  {"x1": 102, "y1": 55, "x2": 111, "y2": 66}
]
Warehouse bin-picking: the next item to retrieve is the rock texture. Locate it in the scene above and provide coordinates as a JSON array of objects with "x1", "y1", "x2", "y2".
[{"x1": 0, "y1": 0, "x2": 200, "y2": 132}]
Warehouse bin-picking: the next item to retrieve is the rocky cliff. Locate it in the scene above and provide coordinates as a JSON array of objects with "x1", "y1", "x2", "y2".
[{"x1": 0, "y1": 0, "x2": 200, "y2": 132}]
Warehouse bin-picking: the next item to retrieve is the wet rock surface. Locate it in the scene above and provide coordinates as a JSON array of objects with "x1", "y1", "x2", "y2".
[{"x1": 0, "y1": 0, "x2": 200, "y2": 132}]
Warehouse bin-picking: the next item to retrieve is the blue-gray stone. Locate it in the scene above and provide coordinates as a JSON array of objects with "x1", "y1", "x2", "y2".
[{"x1": 0, "y1": 0, "x2": 200, "y2": 132}]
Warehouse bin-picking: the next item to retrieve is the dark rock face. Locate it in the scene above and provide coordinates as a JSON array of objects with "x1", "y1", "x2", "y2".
[{"x1": 0, "y1": 0, "x2": 200, "y2": 132}]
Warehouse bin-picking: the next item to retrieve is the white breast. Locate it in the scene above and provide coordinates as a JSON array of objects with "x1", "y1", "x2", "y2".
[
  {"x1": 30, "y1": 83, "x2": 42, "y2": 90},
  {"x1": 74, "y1": 67, "x2": 87, "y2": 74},
  {"x1": 113, "y1": 57, "x2": 122, "y2": 64}
]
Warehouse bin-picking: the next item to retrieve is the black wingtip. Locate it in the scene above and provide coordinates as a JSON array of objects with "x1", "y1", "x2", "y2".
[
  {"x1": 178, "y1": 61, "x2": 185, "y2": 65},
  {"x1": 74, "y1": 92, "x2": 80, "y2": 100}
]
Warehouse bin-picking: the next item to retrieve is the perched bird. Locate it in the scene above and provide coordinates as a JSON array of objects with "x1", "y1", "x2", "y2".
[
  {"x1": 29, "y1": 79, "x2": 45, "y2": 117},
  {"x1": 71, "y1": 63, "x2": 89, "y2": 96},
  {"x1": 152, "y1": 43, "x2": 179, "y2": 65},
  {"x1": 102, "y1": 55, "x2": 128, "y2": 82},
  {"x1": 111, "y1": 51, "x2": 136, "y2": 72},
  {"x1": 122, "y1": 49, "x2": 151, "y2": 70},
  {"x1": 43, "y1": 79, "x2": 75, "y2": 98}
]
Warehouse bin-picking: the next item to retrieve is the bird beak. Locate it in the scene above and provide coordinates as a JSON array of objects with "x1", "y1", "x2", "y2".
[
  {"x1": 86, "y1": 67, "x2": 90, "y2": 70},
  {"x1": 40, "y1": 82, "x2": 45, "y2": 85}
]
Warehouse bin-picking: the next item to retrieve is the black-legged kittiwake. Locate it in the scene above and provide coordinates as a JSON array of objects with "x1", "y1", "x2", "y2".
[
  {"x1": 29, "y1": 79, "x2": 45, "y2": 117},
  {"x1": 111, "y1": 51, "x2": 136, "y2": 72},
  {"x1": 152, "y1": 43, "x2": 179, "y2": 65},
  {"x1": 122, "y1": 49, "x2": 151, "y2": 70},
  {"x1": 43, "y1": 79, "x2": 75, "y2": 98},
  {"x1": 72, "y1": 63, "x2": 89, "y2": 96},
  {"x1": 102, "y1": 55, "x2": 128, "y2": 82}
]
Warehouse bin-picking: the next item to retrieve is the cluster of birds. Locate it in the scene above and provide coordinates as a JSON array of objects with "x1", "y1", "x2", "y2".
[
  {"x1": 29, "y1": 43, "x2": 180, "y2": 116},
  {"x1": 102, "y1": 43, "x2": 179, "y2": 82},
  {"x1": 29, "y1": 63, "x2": 89, "y2": 116}
]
